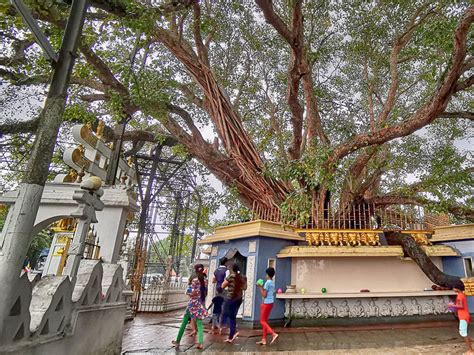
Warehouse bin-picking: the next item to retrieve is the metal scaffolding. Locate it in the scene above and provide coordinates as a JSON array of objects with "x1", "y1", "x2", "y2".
[{"x1": 128, "y1": 144, "x2": 202, "y2": 313}]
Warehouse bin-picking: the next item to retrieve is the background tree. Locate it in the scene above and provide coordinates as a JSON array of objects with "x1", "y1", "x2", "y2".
[{"x1": 1, "y1": 0, "x2": 473, "y2": 286}]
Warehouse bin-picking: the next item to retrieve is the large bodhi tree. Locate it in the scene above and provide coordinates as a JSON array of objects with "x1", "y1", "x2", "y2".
[{"x1": 0, "y1": 3, "x2": 472, "y2": 219}]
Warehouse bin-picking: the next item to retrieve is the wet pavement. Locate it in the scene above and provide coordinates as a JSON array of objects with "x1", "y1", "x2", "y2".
[{"x1": 122, "y1": 309, "x2": 468, "y2": 354}]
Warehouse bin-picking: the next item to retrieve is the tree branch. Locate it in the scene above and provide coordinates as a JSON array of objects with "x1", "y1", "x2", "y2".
[
  {"x1": 438, "y1": 111, "x2": 474, "y2": 121},
  {"x1": 378, "y1": 5, "x2": 434, "y2": 125},
  {"x1": 192, "y1": 1, "x2": 210, "y2": 66},
  {"x1": 257, "y1": 0, "x2": 328, "y2": 153},
  {"x1": 331, "y1": 7, "x2": 474, "y2": 162},
  {"x1": 454, "y1": 74, "x2": 474, "y2": 93},
  {"x1": 79, "y1": 44, "x2": 138, "y2": 115},
  {"x1": 80, "y1": 93, "x2": 110, "y2": 102},
  {"x1": 367, "y1": 195, "x2": 474, "y2": 222},
  {"x1": 0, "y1": 118, "x2": 39, "y2": 137},
  {"x1": 255, "y1": 0, "x2": 293, "y2": 44},
  {"x1": 0, "y1": 38, "x2": 34, "y2": 66}
]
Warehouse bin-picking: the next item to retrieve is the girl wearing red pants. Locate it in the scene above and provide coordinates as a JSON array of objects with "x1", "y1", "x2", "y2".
[{"x1": 256, "y1": 267, "x2": 279, "y2": 345}]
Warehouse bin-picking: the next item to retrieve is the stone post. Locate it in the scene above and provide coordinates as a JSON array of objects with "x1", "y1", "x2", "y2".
[{"x1": 63, "y1": 177, "x2": 104, "y2": 287}]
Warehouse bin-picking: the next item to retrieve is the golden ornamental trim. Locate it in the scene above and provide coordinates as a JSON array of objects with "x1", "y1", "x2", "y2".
[
  {"x1": 306, "y1": 231, "x2": 381, "y2": 247},
  {"x1": 409, "y1": 232, "x2": 431, "y2": 245},
  {"x1": 462, "y1": 277, "x2": 474, "y2": 296}
]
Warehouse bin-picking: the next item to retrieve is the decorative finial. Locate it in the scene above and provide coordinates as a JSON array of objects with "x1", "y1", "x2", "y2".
[
  {"x1": 96, "y1": 120, "x2": 105, "y2": 139},
  {"x1": 80, "y1": 176, "x2": 103, "y2": 191}
]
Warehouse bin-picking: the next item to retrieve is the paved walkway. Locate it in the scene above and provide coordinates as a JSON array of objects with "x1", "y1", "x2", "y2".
[{"x1": 122, "y1": 310, "x2": 467, "y2": 354}]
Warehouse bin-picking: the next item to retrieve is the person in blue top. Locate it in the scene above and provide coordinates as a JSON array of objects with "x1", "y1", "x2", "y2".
[{"x1": 256, "y1": 267, "x2": 279, "y2": 345}]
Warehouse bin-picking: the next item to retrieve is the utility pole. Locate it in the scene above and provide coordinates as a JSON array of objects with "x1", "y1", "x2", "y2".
[{"x1": 0, "y1": 0, "x2": 88, "y2": 341}]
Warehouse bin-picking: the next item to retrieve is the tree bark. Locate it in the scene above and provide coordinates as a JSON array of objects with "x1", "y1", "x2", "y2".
[
  {"x1": 0, "y1": 1, "x2": 88, "y2": 342},
  {"x1": 385, "y1": 232, "x2": 464, "y2": 290}
]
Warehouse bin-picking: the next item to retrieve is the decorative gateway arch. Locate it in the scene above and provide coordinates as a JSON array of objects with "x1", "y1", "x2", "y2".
[
  {"x1": 128, "y1": 145, "x2": 203, "y2": 313},
  {"x1": 0, "y1": 121, "x2": 142, "y2": 353}
]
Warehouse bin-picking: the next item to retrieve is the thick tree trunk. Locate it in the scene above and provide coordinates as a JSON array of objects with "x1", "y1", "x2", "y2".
[
  {"x1": 0, "y1": 2, "x2": 88, "y2": 341},
  {"x1": 385, "y1": 232, "x2": 464, "y2": 290}
]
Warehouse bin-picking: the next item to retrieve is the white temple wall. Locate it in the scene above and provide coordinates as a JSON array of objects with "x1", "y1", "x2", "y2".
[
  {"x1": 291, "y1": 257, "x2": 443, "y2": 293},
  {"x1": 95, "y1": 207, "x2": 128, "y2": 263},
  {"x1": 1, "y1": 304, "x2": 126, "y2": 355}
]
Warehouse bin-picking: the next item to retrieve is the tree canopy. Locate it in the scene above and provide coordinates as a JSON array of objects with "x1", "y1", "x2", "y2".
[{"x1": 1, "y1": 0, "x2": 473, "y2": 222}]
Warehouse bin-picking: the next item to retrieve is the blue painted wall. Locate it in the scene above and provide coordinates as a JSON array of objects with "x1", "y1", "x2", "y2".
[
  {"x1": 209, "y1": 237, "x2": 257, "y2": 322},
  {"x1": 253, "y1": 238, "x2": 294, "y2": 321},
  {"x1": 208, "y1": 236, "x2": 297, "y2": 322},
  {"x1": 437, "y1": 240, "x2": 474, "y2": 312}
]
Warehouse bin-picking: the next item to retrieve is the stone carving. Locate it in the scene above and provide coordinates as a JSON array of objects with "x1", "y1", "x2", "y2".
[
  {"x1": 243, "y1": 255, "x2": 256, "y2": 317},
  {"x1": 286, "y1": 295, "x2": 453, "y2": 319},
  {"x1": 2, "y1": 273, "x2": 32, "y2": 342},
  {"x1": 410, "y1": 298, "x2": 422, "y2": 315},
  {"x1": 308, "y1": 300, "x2": 322, "y2": 318},
  {"x1": 381, "y1": 300, "x2": 393, "y2": 316},
  {"x1": 352, "y1": 300, "x2": 365, "y2": 317},
  {"x1": 102, "y1": 264, "x2": 124, "y2": 303},
  {"x1": 301, "y1": 299, "x2": 308, "y2": 319},
  {"x1": 326, "y1": 301, "x2": 337, "y2": 318},
  {"x1": 29, "y1": 276, "x2": 73, "y2": 336},
  {"x1": 284, "y1": 300, "x2": 290, "y2": 318},
  {"x1": 395, "y1": 299, "x2": 408, "y2": 316},
  {"x1": 367, "y1": 299, "x2": 379, "y2": 317},
  {"x1": 72, "y1": 260, "x2": 103, "y2": 306},
  {"x1": 424, "y1": 298, "x2": 435, "y2": 314},
  {"x1": 211, "y1": 246, "x2": 218, "y2": 257},
  {"x1": 435, "y1": 297, "x2": 447, "y2": 314},
  {"x1": 338, "y1": 300, "x2": 351, "y2": 317}
]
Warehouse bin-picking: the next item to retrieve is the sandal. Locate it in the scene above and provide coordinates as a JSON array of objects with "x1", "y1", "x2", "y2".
[
  {"x1": 256, "y1": 340, "x2": 266, "y2": 345},
  {"x1": 171, "y1": 340, "x2": 180, "y2": 349},
  {"x1": 270, "y1": 333, "x2": 279, "y2": 344},
  {"x1": 195, "y1": 343, "x2": 203, "y2": 350}
]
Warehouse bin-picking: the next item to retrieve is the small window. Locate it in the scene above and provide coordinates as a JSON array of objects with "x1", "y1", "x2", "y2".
[{"x1": 464, "y1": 258, "x2": 473, "y2": 277}]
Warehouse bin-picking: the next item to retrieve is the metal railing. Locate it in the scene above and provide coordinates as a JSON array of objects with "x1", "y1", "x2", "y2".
[{"x1": 251, "y1": 201, "x2": 450, "y2": 231}]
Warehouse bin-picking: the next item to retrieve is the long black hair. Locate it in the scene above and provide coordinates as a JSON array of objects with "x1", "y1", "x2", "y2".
[
  {"x1": 231, "y1": 263, "x2": 245, "y2": 298},
  {"x1": 194, "y1": 263, "x2": 207, "y2": 303}
]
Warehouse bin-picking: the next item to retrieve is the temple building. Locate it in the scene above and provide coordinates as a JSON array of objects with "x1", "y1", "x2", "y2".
[{"x1": 199, "y1": 207, "x2": 474, "y2": 326}]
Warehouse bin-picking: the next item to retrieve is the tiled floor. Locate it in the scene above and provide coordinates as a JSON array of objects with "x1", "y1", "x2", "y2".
[{"x1": 122, "y1": 310, "x2": 468, "y2": 354}]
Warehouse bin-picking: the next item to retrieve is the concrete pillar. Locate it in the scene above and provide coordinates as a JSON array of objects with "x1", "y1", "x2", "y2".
[
  {"x1": 94, "y1": 187, "x2": 138, "y2": 264},
  {"x1": 95, "y1": 208, "x2": 128, "y2": 263}
]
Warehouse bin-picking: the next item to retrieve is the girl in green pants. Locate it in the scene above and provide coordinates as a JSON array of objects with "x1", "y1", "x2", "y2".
[{"x1": 173, "y1": 264, "x2": 208, "y2": 350}]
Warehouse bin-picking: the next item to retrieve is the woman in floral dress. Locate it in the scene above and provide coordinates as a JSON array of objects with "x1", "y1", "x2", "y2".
[{"x1": 173, "y1": 264, "x2": 208, "y2": 350}]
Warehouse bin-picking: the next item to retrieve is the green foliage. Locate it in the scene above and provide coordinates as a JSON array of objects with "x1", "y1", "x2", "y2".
[
  {"x1": 27, "y1": 229, "x2": 53, "y2": 268},
  {"x1": 148, "y1": 234, "x2": 193, "y2": 264},
  {"x1": 280, "y1": 189, "x2": 312, "y2": 226},
  {"x1": 1, "y1": 0, "x2": 472, "y2": 224},
  {"x1": 63, "y1": 103, "x2": 96, "y2": 123},
  {"x1": 264, "y1": 146, "x2": 333, "y2": 190},
  {"x1": 0, "y1": 204, "x2": 8, "y2": 233}
]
